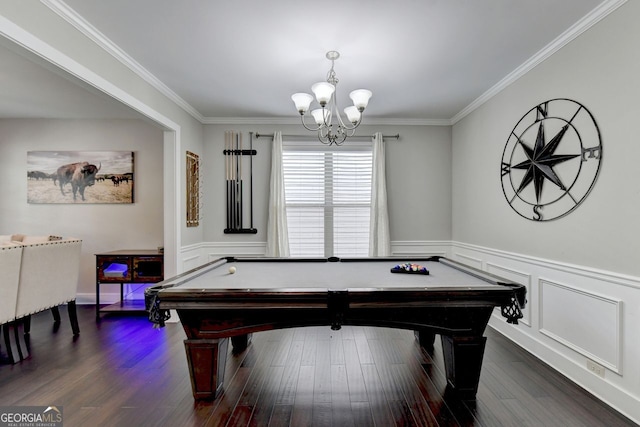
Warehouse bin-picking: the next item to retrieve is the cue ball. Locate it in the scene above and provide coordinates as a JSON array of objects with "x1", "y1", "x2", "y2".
[{"x1": 229, "y1": 266, "x2": 236, "y2": 274}]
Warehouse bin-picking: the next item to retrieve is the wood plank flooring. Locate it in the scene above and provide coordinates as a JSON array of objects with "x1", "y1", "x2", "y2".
[{"x1": 0, "y1": 306, "x2": 636, "y2": 426}]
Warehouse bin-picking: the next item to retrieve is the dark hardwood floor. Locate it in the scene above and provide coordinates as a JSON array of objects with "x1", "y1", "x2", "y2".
[{"x1": 0, "y1": 305, "x2": 636, "y2": 427}]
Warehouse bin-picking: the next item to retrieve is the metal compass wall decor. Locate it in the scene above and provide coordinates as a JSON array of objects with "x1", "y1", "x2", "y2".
[{"x1": 500, "y1": 98, "x2": 602, "y2": 221}]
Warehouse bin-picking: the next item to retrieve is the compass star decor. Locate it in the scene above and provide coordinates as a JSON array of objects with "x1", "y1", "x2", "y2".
[{"x1": 500, "y1": 98, "x2": 602, "y2": 221}]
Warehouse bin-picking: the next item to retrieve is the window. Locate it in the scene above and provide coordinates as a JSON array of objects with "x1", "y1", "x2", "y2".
[{"x1": 283, "y1": 141, "x2": 372, "y2": 257}]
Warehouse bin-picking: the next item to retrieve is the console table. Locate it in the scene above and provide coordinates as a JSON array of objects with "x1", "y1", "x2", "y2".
[{"x1": 95, "y1": 249, "x2": 164, "y2": 320}]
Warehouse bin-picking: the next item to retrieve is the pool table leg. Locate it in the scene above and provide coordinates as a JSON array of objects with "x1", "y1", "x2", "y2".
[
  {"x1": 441, "y1": 335, "x2": 487, "y2": 399},
  {"x1": 414, "y1": 330, "x2": 436, "y2": 353},
  {"x1": 183, "y1": 337, "x2": 229, "y2": 400},
  {"x1": 231, "y1": 333, "x2": 252, "y2": 353}
]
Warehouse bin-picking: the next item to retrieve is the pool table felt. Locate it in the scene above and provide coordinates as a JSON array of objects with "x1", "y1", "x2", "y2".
[{"x1": 161, "y1": 258, "x2": 505, "y2": 291}]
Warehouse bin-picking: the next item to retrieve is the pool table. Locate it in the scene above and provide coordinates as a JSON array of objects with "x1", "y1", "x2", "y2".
[{"x1": 147, "y1": 256, "x2": 526, "y2": 400}]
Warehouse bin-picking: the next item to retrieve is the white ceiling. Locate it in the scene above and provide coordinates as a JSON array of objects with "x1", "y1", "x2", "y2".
[{"x1": 0, "y1": 0, "x2": 612, "y2": 123}]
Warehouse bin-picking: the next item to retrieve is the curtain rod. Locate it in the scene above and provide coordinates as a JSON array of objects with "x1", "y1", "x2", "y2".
[{"x1": 254, "y1": 133, "x2": 399, "y2": 140}]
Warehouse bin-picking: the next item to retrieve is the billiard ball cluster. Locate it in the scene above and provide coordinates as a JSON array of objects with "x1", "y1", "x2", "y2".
[{"x1": 390, "y1": 263, "x2": 429, "y2": 275}]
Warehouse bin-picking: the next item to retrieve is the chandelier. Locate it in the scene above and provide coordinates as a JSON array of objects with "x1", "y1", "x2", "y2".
[{"x1": 291, "y1": 51, "x2": 372, "y2": 145}]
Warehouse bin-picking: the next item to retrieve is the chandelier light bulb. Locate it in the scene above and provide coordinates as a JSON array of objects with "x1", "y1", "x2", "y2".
[
  {"x1": 344, "y1": 106, "x2": 361, "y2": 124},
  {"x1": 349, "y1": 89, "x2": 373, "y2": 111},
  {"x1": 311, "y1": 82, "x2": 335, "y2": 106},
  {"x1": 311, "y1": 108, "x2": 331, "y2": 125},
  {"x1": 291, "y1": 93, "x2": 314, "y2": 114}
]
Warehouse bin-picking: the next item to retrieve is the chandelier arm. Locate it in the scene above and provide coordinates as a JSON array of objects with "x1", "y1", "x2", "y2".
[
  {"x1": 333, "y1": 93, "x2": 349, "y2": 130},
  {"x1": 299, "y1": 114, "x2": 323, "y2": 132},
  {"x1": 343, "y1": 126, "x2": 358, "y2": 138},
  {"x1": 331, "y1": 90, "x2": 361, "y2": 131},
  {"x1": 321, "y1": 105, "x2": 332, "y2": 128},
  {"x1": 317, "y1": 128, "x2": 332, "y2": 145}
]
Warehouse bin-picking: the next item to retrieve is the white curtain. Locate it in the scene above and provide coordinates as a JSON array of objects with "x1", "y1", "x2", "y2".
[
  {"x1": 265, "y1": 131, "x2": 290, "y2": 257},
  {"x1": 369, "y1": 132, "x2": 391, "y2": 256}
]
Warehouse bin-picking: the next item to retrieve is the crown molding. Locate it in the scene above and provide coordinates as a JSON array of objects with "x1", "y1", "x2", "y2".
[
  {"x1": 41, "y1": 0, "x2": 206, "y2": 123},
  {"x1": 201, "y1": 116, "x2": 300, "y2": 125},
  {"x1": 201, "y1": 116, "x2": 452, "y2": 126},
  {"x1": 365, "y1": 117, "x2": 452, "y2": 126},
  {"x1": 450, "y1": 0, "x2": 627, "y2": 124}
]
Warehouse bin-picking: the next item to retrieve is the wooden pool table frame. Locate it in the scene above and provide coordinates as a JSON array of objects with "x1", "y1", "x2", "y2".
[{"x1": 148, "y1": 256, "x2": 526, "y2": 400}]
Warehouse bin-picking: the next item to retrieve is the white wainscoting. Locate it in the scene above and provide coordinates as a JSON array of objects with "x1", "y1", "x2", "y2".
[
  {"x1": 451, "y1": 241, "x2": 640, "y2": 425},
  {"x1": 539, "y1": 278, "x2": 622, "y2": 373},
  {"x1": 390, "y1": 240, "x2": 450, "y2": 257},
  {"x1": 177, "y1": 240, "x2": 451, "y2": 271},
  {"x1": 452, "y1": 252, "x2": 483, "y2": 270}
]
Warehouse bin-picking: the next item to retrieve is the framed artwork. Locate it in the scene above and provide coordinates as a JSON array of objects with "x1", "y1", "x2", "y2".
[
  {"x1": 27, "y1": 151, "x2": 135, "y2": 204},
  {"x1": 186, "y1": 151, "x2": 200, "y2": 227}
]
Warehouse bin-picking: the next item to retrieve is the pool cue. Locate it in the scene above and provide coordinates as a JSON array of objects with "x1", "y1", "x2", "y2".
[
  {"x1": 226, "y1": 131, "x2": 233, "y2": 229},
  {"x1": 239, "y1": 132, "x2": 243, "y2": 229},
  {"x1": 235, "y1": 132, "x2": 241, "y2": 229},
  {"x1": 225, "y1": 131, "x2": 229, "y2": 230},
  {"x1": 231, "y1": 132, "x2": 237, "y2": 229},
  {"x1": 249, "y1": 132, "x2": 254, "y2": 230},
  {"x1": 228, "y1": 131, "x2": 235, "y2": 230}
]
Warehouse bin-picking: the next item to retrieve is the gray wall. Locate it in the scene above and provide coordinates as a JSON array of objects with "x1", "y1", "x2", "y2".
[
  {"x1": 0, "y1": 119, "x2": 164, "y2": 298},
  {"x1": 451, "y1": 1, "x2": 640, "y2": 421},
  {"x1": 201, "y1": 124, "x2": 452, "y2": 248},
  {"x1": 452, "y1": 1, "x2": 640, "y2": 276}
]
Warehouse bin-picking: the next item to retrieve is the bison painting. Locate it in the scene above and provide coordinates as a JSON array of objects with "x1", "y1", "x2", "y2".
[
  {"x1": 27, "y1": 151, "x2": 134, "y2": 204},
  {"x1": 55, "y1": 162, "x2": 102, "y2": 201}
]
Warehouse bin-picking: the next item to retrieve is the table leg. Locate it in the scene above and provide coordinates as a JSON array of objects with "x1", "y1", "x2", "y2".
[
  {"x1": 96, "y1": 281, "x2": 101, "y2": 321},
  {"x1": 441, "y1": 335, "x2": 487, "y2": 399},
  {"x1": 184, "y1": 337, "x2": 229, "y2": 400}
]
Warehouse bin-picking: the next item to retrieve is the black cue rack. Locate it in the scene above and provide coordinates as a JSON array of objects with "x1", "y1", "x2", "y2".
[{"x1": 224, "y1": 131, "x2": 257, "y2": 234}]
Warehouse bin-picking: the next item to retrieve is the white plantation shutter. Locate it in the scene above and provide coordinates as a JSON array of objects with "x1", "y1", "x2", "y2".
[{"x1": 283, "y1": 141, "x2": 372, "y2": 257}]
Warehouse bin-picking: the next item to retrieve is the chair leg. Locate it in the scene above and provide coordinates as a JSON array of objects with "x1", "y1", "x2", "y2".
[
  {"x1": 2, "y1": 322, "x2": 29, "y2": 363},
  {"x1": 2, "y1": 324, "x2": 15, "y2": 364},
  {"x1": 51, "y1": 306, "x2": 61, "y2": 323},
  {"x1": 22, "y1": 315, "x2": 31, "y2": 335},
  {"x1": 68, "y1": 301, "x2": 80, "y2": 336}
]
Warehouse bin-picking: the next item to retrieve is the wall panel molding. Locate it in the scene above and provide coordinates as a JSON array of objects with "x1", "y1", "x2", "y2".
[
  {"x1": 452, "y1": 241, "x2": 640, "y2": 291},
  {"x1": 539, "y1": 278, "x2": 622, "y2": 373},
  {"x1": 390, "y1": 240, "x2": 449, "y2": 257},
  {"x1": 451, "y1": 252, "x2": 483, "y2": 269}
]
